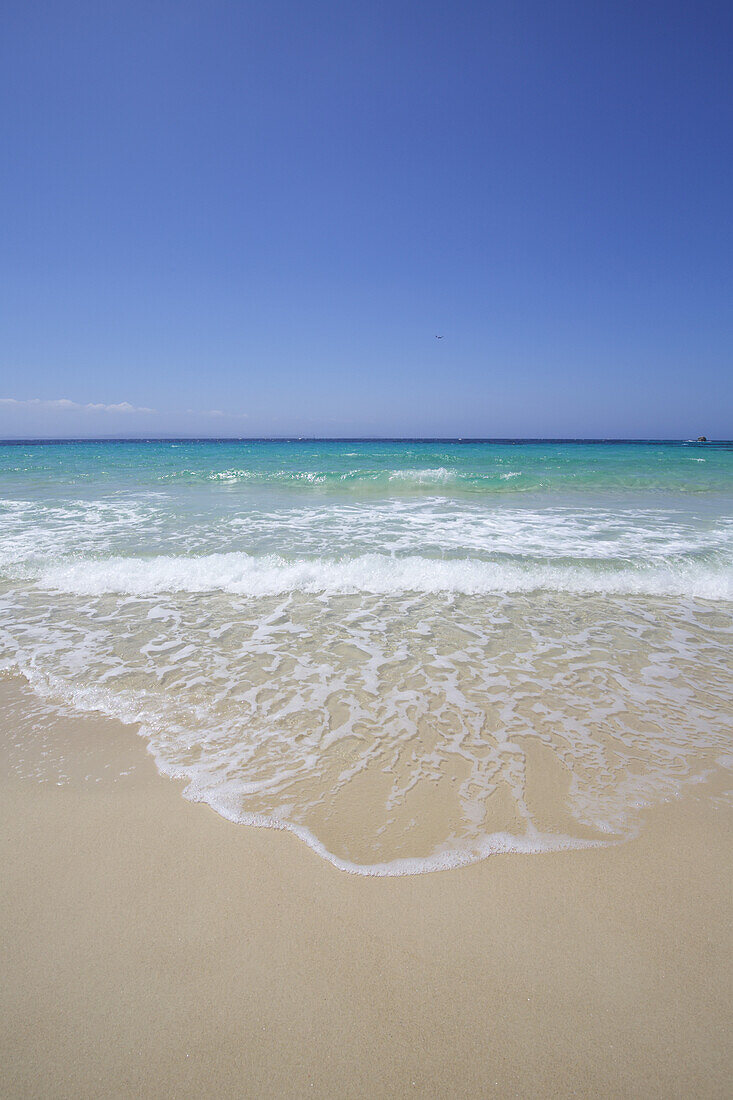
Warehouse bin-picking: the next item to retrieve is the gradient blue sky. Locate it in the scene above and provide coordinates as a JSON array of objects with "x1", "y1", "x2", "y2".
[{"x1": 1, "y1": 0, "x2": 731, "y2": 438}]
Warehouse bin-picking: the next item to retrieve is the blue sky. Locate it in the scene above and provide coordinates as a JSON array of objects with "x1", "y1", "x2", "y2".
[{"x1": 1, "y1": 1, "x2": 731, "y2": 438}]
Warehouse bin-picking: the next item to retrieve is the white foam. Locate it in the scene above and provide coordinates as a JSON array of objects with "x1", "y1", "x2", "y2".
[
  {"x1": 36, "y1": 551, "x2": 733, "y2": 600},
  {"x1": 3, "y1": 497, "x2": 732, "y2": 578},
  {"x1": 3, "y1": 477, "x2": 732, "y2": 876},
  {"x1": 388, "y1": 467, "x2": 456, "y2": 484},
  {"x1": 4, "y1": 651, "x2": 614, "y2": 874},
  {"x1": 4, "y1": 576, "x2": 731, "y2": 876},
  {"x1": 181, "y1": 785, "x2": 610, "y2": 875}
]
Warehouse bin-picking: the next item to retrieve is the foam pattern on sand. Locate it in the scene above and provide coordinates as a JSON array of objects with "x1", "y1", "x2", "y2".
[
  {"x1": 2, "y1": 584, "x2": 731, "y2": 872},
  {"x1": 1, "y1": 440, "x2": 732, "y2": 873}
]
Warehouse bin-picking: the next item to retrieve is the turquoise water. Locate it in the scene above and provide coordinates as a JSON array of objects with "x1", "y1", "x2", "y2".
[
  {"x1": 1, "y1": 440, "x2": 732, "y2": 872},
  {"x1": 3, "y1": 438, "x2": 733, "y2": 496}
]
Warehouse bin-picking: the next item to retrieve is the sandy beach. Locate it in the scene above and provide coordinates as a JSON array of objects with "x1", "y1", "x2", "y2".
[
  {"x1": 1, "y1": 676, "x2": 731, "y2": 1099},
  {"x1": 3, "y1": 0, "x2": 732, "y2": 1093}
]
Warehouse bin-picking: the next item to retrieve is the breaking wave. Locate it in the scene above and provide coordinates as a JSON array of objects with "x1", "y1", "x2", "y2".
[
  {"x1": 33, "y1": 550, "x2": 733, "y2": 600},
  {"x1": 2, "y1": 438, "x2": 732, "y2": 874}
]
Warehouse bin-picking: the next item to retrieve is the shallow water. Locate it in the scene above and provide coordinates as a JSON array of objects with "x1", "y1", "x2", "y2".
[{"x1": 1, "y1": 439, "x2": 732, "y2": 872}]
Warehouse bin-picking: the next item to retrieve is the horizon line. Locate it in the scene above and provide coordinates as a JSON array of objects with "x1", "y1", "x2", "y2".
[{"x1": 0, "y1": 436, "x2": 727, "y2": 445}]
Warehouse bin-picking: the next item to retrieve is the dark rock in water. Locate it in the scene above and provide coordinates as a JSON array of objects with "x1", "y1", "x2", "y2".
[{"x1": 697, "y1": 436, "x2": 708, "y2": 442}]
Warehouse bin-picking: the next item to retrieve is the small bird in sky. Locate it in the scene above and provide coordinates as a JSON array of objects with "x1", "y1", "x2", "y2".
[{"x1": 435, "y1": 334, "x2": 443, "y2": 339}]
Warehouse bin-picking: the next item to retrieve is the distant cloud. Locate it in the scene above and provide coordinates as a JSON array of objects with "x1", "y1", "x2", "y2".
[{"x1": 0, "y1": 397, "x2": 156, "y2": 413}]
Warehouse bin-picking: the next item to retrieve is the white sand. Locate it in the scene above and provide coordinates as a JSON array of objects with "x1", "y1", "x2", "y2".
[{"x1": 1, "y1": 680, "x2": 731, "y2": 1098}]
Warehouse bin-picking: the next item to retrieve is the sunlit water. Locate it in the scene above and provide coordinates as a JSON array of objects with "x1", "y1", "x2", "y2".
[{"x1": 1, "y1": 439, "x2": 732, "y2": 872}]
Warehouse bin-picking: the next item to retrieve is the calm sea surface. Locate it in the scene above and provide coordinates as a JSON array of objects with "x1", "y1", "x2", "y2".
[{"x1": 1, "y1": 439, "x2": 732, "y2": 872}]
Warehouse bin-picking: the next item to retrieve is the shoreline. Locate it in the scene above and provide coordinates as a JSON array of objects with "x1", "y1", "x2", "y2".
[{"x1": 1, "y1": 678, "x2": 732, "y2": 1097}]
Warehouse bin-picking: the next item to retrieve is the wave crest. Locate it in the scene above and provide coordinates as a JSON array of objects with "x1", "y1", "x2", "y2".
[{"x1": 35, "y1": 551, "x2": 733, "y2": 599}]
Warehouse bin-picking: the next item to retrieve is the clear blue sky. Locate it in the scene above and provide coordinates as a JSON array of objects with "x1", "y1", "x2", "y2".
[{"x1": 1, "y1": 0, "x2": 731, "y2": 438}]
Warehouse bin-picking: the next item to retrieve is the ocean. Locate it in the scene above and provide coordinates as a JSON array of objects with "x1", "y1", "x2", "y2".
[{"x1": 1, "y1": 439, "x2": 732, "y2": 873}]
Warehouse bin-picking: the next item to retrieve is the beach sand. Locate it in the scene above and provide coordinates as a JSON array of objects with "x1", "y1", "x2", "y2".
[{"x1": 1, "y1": 676, "x2": 731, "y2": 1098}]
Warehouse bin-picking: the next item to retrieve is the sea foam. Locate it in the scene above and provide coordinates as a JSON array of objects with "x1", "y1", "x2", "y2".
[
  {"x1": 2, "y1": 438, "x2": 732, "y2": 875},
  {"x1": 37, "y1": 550, "x2": 733, "y2": 600}
]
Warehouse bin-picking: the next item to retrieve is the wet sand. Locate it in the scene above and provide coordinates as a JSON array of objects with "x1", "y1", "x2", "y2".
[{"x1": 1, "y1": 681, "x2": 731, "y2": 1098}]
